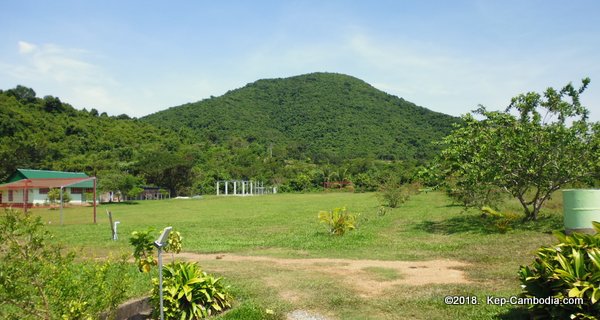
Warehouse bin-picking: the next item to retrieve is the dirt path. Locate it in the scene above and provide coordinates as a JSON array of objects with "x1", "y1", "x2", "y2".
[{"x1": 176, "y1": 252, "x2": 470, "y2": 297}]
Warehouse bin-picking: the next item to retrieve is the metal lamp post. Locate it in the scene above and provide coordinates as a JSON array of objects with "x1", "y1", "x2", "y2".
[
  {"x1": 154, "y1": 226, "x2": 172, "y2": 320},
  {"x1": 113, "y1": 221, "x2": 120, "y2": 240}
]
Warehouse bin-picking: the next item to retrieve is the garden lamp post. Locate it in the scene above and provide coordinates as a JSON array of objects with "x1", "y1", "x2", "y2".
[
  {"x1": 113, "y1": 221, "x2": 120, "y2": 240},
  {"x1": 60, "y1": 187, "x2": 64, "y2": 225},
  {"x1": 154, "y1": 226, "x2": 172, "y2": 320}
]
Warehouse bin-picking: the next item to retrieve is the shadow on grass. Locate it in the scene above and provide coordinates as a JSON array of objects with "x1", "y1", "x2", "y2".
[
  {"x1": 440, "y1": 203, "x2": 466, "y2": 208},
  {"x1": 496, "y1": 307, "x2": 530, "y2": 320},
  {"x1": 101, "y1": 201, "x2": 140, "y2": 206},
  {"x1": 414, "y1": 213, "x2": 563, "y2": 235}
]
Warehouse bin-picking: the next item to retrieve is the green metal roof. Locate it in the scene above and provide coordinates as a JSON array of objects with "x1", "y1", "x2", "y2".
[
  {"x1": 66, "y1": 180, "x2": 94, "y2": 188},
  {"x1": 7, "y1": 169, "x2": 93, "y2": 188},
  {"x1": 9, "y1": 169, "x2": 88, "y2": 181}
]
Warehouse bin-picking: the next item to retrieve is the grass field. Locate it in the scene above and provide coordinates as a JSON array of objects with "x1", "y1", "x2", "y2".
[{"x1": 31, "y1": 191, "x2": 564, "y2": 319}]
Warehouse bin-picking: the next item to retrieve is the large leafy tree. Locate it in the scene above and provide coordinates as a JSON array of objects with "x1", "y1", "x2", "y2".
[
  {"x1": 438, "y1": 78, "x2": 599, "y2": 220},
  {"x1": 134, "y1": 149, "x2": 196, "y2": 196}
]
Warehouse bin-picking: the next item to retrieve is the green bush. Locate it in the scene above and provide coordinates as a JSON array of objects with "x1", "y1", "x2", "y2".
[
  {"x1": 318, "y1": 207, "x2": 357, "y2": 236},
  {"x1": 0, "y1": 208, "x2": 129, "y2": 319},
  {"x1": 130, "y1": 229, "x2": 231, "y2": 319},
  {"x1": 130, "y1": 229, "x2": 158, "y2": 272},
  {"x1": 377, "y1": 180, "x2": 420, "y2": 208},
  {"x1": 480, "y1": 206, "x2": 521, "y2": 233},
  {"x1": 518, "y1": 222, "x2": 600, "y2": 319},
  {"x1": 46, "y1": 188, "x2": 72, "y2": 206},
  {"x1": 129, "y1": 228, "x2": 183, "y2": 272},
  {"x1": 150, "y1": 261, "x2": 233, "y2": 320}
]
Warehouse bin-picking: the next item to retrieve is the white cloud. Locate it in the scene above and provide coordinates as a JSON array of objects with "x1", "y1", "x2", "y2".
[
  {"x1": 18, "y1": 42, "x2": 111, "y2": 85},
  {"x1": 1, "y1": 41, "x2": 131, "y2": 114},
  {"x1": 338, "y1": 31, "x2": 598, "y2": 118},
  {"x1": 18, "y1": 41, "x2": 37, "y2": 54},
  {"x1": 2, "y1": 32, "x2": 597, "y2": 121}
]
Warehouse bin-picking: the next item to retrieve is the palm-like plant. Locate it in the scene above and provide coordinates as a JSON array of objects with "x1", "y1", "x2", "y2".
[
  {"x1": 318, "y1": 207, "x2": 357, "y2": 236},
  {"x1": 152, "y1": 261, "x2": 232, "y2": 319},
  {"x1": 519, "y1": 222, "x2": 600, "y2": 319}
]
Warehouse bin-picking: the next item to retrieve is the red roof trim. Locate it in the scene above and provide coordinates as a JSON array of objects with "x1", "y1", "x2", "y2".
[{"x1": 0, "y1": 177, "x2": 96, "y2": 190}]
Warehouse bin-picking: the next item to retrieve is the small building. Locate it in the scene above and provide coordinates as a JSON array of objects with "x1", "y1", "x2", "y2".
[
  {"x1": 0, "y1": 169, "x2": 96, "y2": 208},
  {"x1": 136, "y1": 186, "x2": 169, "y2": 200},
  {"x1": 100, "y1": 186, "x2": 169, "y2": 202}
]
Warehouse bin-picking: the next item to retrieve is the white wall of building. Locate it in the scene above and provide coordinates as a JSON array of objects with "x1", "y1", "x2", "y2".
[{"x1": 0, "y1": 188, "x2": 90, "y2": 205}]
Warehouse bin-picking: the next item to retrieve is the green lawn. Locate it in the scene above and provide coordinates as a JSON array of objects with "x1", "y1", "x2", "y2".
[{"x1": 32, "y1": 191, "x2": 563, "y2": 319}]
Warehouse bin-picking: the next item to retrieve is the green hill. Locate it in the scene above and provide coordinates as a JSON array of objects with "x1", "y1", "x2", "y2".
[
  {"x1": 143, "y1": 72, "x2": 458, "y2": 162},
  {"x1": 0, "y1": 86, "x2": 187, "y2": 184},
  {"x1": 1, "y1": 74, "x2": 460, "y2": 195}
]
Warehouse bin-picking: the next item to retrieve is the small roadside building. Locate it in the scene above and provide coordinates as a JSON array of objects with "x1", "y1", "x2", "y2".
[{"x1": 0, "y1": 169, "x2": 96, "y2": 208}]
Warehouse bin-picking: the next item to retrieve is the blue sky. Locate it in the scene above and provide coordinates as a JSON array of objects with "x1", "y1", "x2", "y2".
[{"x1": 1, "y1": 0, "x2": 599, "y2": 121}]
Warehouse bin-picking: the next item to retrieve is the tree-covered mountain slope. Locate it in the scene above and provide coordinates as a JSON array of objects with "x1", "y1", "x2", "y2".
[
  {"x1": 0, "y1": 86, "x2": 188, "y2": 183},
  {"x1": 1, "y1": 73, "x2": 460, "y2": 195},
  {"x1": 142, "y1": 72, "x2": 459, "y2": 162}
]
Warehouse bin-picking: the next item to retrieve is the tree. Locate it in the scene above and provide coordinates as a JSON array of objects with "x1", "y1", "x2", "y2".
[
  {"x1": 42, "y1": 95, "x2": 64, "y2": 113},
  {"x1": 6, "y1": 85, "x2": 36, "y2": 104},
  {"x1": 437, "y1": 78, "x2": 599, "y2": 221},
  {"x1": 47, "y1": 188, "x2": 72, "y2": 206},
  {"x1": 134, "y1": 149, "x2": 195, "y2": 196},
  {"x1": 125, "y1": 185, "x2": 144, "y2": 200}
]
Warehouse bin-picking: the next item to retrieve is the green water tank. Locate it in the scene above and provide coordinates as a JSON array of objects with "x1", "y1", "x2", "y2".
[{"x1": 563, "y1": 189, "x2": 600, "y2": 234}]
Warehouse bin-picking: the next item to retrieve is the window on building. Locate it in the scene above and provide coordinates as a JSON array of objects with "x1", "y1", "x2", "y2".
[
  {"x1": 8, "y1": 190, "x2": 14, "y2": 201},
  {"x1": 71, "y1": 188, "x2": 83, "y2": 194},
  {"x1": 39, "y1": 188, "x2": 50, "y2": 194}
]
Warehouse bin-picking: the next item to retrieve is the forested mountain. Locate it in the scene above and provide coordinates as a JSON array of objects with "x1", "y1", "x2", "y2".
[
  {"x1": 0, "y1": 73, "x2": 460, "y2": 196},
  {"x1": 143, "y1": 73, "x2": 458, "y2": 162},
  {"x1": 0, "y1": 86, "x2": 195, "y2": 195}
]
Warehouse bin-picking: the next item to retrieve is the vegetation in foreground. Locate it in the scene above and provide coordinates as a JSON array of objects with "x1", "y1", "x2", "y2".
[
  {"x1": 0, "y1": 208, "x2": 131, "y2": 319},
  {"x1": 519, "y1": 223, "x2": 600, "y2": 319},
  {"x1": 130, "y1": 228, "x2": 233, "y2": 319}
]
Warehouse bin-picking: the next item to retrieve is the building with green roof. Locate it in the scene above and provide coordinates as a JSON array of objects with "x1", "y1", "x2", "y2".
[{"x1": 0, "y1": 169, "x2": 95, "y2": 207}]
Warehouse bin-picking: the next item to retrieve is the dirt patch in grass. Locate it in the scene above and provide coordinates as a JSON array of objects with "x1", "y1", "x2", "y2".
[
  {"x1": 361, "y1": 266, "x2": 402, "y2": 281},
  {"x1": 176, "y1": 252, "x2": 470, "y2": 297}
]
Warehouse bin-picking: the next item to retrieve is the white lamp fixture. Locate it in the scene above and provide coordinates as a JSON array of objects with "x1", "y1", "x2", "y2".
[{"x1": 154, "y1": 226, "x2": 172, "y2": 320}]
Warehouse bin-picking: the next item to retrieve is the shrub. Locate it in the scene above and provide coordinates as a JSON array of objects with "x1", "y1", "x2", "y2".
[
  {"x1": 480, "y1": 206, "x2": 521, "y2": 233},
  {"x1": 130, "y1": 229, "x2": 158, "y2": 272},
  {"x1": 518, "y1": 222, "x2": 600, "y2": 319},
  {"x1": 290, "y1": 173, "x2": 312, "y2": 192},
  {"x1": 46, "y1": 188, "x2": 72, "y2": 206},
  {"x1": 151, "y1": 261, "x2": 233, "y2": 320},
  {"x1": 0, "y1": 208, "x2": 129, "y2": 319},
  {"x1": 377, "y1": 206, "x2": 388, "y2": 217},
  {"x1": 130, "y1": 229, "x2": 232, "y2": 319},
  {"x1": 318, "y1": 207, "x2": 357, "y2": 236},
  {"x1": 84, "y1": 192, "x2": 94, "y2": 204},
  {"x1": 378, "y1": 180, "x2": 420, "y2": 208},
  {"x1": 130, "y1": 228, "x2": 183, "y2": 272}
]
